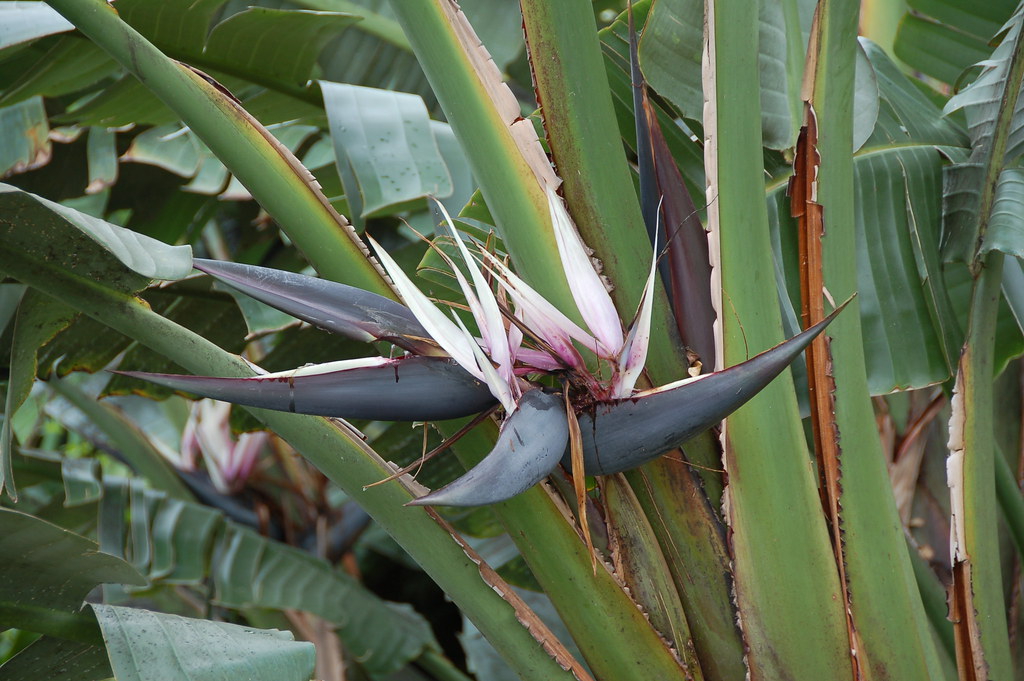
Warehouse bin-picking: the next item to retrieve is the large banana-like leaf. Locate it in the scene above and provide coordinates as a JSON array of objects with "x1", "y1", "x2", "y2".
[
  {"x1": 92, "y1": 604, "x2": 315, "y2": 681},
  {"x1": 0, "y1": 508, "x2": 145, "y2": 680},
  {"x1": 0, "y1": 2, "x2": 73, "y2": 49},
  {"x1": 981, "y1": 167, "x2": 1024, "y2": 259},
  {"x1": 319, "y1": 81, "x2": 454, "y2": 222},
  {"x1": 1, "y1": 290, "x2": 76, "y2": 501},
  {"x1": 770, "y1": 146, "x2": 960, "y2": 393},
  {"x1": 0, "y1": 635, "x2": 109, "y2": 681},
  {"x1": 859, "y1": 39, "x2": 967, "y2": 149},
  {"x1": 0, "y1": 185, "x2": 192, "y2": 282},
  {"x1": 0, "y1": 507, "x2": 145, "y2": 618},
  {"x1": 767, "y1": 38, "x2": 967, "y2": 394},
  {"x1": 895, "y1": 0, "x2": 1018, "y2": 86},
  {"x1": 44, "y1": 0, "x2": 392, "y2": 295},
  {"x1": 120, "y1": 123, "x2": 319, "y2": 199},
  {"x1": 49, "y1": 461, "x2": 438, "y2": 676}
]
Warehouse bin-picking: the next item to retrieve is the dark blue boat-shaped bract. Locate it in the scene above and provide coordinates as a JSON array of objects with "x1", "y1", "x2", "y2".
[
  {"x1": 117, "y1": 355, "x2": 497, "y2": 422},
  {"x1": 575, "y1": 304, "x2": 847, "y2": 475},
  {"x1": 408, "y1": 389, "x2": 568, "y2": 506},
  {"x1": 194, "y1": 259, "x2": 435, "y2": 355}
]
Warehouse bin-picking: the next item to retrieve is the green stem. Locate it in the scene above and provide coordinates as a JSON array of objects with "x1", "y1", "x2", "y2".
[
  {"x1": 706, "y1": 0, "x2": 852, "y2": 677},
  {"x1": 809, "y1": 1, "x2": 945, "y2": 678},
  {"x1": 955, "y1": 252, "x2": 1013, "y2": 677}
]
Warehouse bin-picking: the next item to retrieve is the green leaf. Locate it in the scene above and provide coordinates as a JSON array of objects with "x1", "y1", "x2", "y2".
[
  {"x1": 859, "y1": 38, "x2": 968, "y2": 150},
  {"x1": 120, "y1": 124, "x2": 207, "y2": 178},
  {"x1": 1002, "y1": 255, "x2": 1024, "y2": 333},
  {"x1": 2, "y1": 290, "x2": 77, "y2": 501},
  {"x1": 37, "y1": 315, "x2": 131, "y2": 378},
  {"x1": 316, "y1": 7, "x2": 435, "y2": 107},
  {"x1": 121, "y1": 123, "x2": 319, "y2": 198},
  {"x1": 115, "y1": 0, "x2": 227, "y2": 55},
  {"x1": 982, "y1": 167, "x2": 1024, "y2": 258},
  {"x1": 61, "y1": 457, "x2": 103, "y2": 507},
  {"x1": 945, "y1": 5, "x2": 1024, "y2": 162},
  {"x1": 946, "y1": 261, "x2": 1024, "y2": 377},
  {"x1": 0, "y1": 96, "x2": 50, "y2": 177},
  {"x1": 293, "y1": 0, "x2": 410, "y2": 50},
  {"x1": 68, "y1": 456, "x2": 441, "y2": 675},
  {"x1": 0, "y1": 2, "x2": 73, "y2": 50},
  {"x1": 461, "y1": 0, "x2": 526, "y2": 71},
  {"x1": 639, "y1": 0, "x2": 797, "y2": 149},
  {"x1": 908, "y1": 0, "x2": 1019, "y2": 40},
  {"x1": 319, "y1": 81, "x2": 453, "y2": 219},
  {"x1": 91, "y1": 603, "x2": 315, "y2": 681},
  {"x1": 0, "y1": 636, "x2": 110, "y2": 681},
  {"x1": 57, "y1": 74, "x2": 178, "y2": 128},
  {"x1": 0, "y1": 506, "x2": 145, "y2": 619},
  {"x1": 47, "y1": 376, "x2": 194, "y2": 500},
  {"x1": 895, "y1": 0, "x2": 1019, "y2": 86},
  {"x1": 0, "y1": 36, "x2": 118, "y2": 107},
  {"x1": 215, "y1": 525, "x2": 437, "y2": 674},
  {"x1": 204, "y1": 8, "x2": 359, "y2": 88},
  {"x1": 0, "y1": 184, "x2": 194, "y2": 282},
  {"x1": 894, "y1": 14, "x2": 992, "y2": 86},
  {"x1": 941, "y1": 161, "x2": 984, "y2": 262},
  {"x1": 852, "y1": 40, "x2": 881, "y2": 152},
  {"x1": 85, "y1": 126, "x2": 118, "y2": 194},
  {"x1": 116, "y1": 1, "x2": 355, "y2": 95},
  {"x1": 46, "y1": 0, "x2": 393, "y2": 295}
]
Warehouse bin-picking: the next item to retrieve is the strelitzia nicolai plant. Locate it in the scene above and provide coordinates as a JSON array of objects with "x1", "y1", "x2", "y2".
[
  {"x1": 121, "y1": 188, "x2": 846, "y2": 506},
  {"x1": 6, "y1": 0, "x2": 1024, "y2": 679}
]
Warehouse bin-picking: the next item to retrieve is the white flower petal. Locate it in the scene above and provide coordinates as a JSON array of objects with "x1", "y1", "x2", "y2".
[
  {"x1": 613, "y1": 244, "x2": 658, "y2": 397},
  {"x1": 479, "y1": 249, "x2": 597, "y2": 369},
  {"x1": 547, "y1": 187, "x2": 623, "y2": 356},
  {"x1": 369, "y1": 235, "x2": 484, "y2": 381},
  {"x1": 430, "y1": 199, "x2": 514, "y2": 386},
  {"x1": 260, "y1": 357, "x2": 391, "y2": 379},
  {"x1": 451, "y1": 311, "x2": 515, "y2": 412}
]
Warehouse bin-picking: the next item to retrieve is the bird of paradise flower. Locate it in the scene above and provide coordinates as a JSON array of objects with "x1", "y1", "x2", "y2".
[{"x1": 121, "y1": 188, "x2": 845, "y2": 506}]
